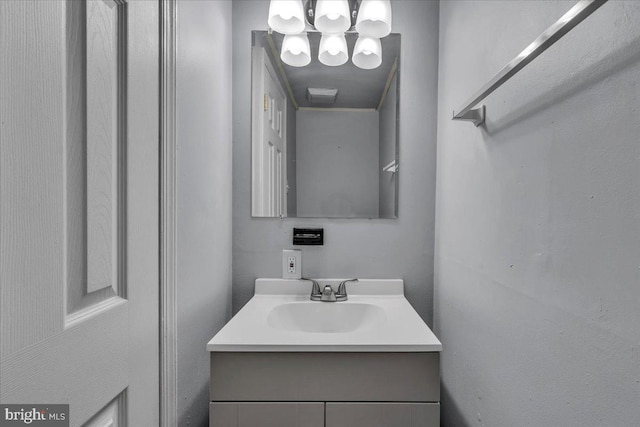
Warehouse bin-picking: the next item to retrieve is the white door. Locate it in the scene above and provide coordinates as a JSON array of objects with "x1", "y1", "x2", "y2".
[
  {"x1": 252, "y1": 48, "x2": 287, "y2": 217},
  {"x1": 0, "y1": 1, "x2": 159, "y2": 425}
]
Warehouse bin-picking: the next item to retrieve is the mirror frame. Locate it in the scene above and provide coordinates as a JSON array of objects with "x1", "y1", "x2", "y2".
[{"x1": 250, "y1": 30, "x2": 401, "y2": 219}]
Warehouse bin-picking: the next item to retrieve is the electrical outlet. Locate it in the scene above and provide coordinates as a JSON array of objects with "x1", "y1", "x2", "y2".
[{"x1": 282, "y1": 249, "x2": 302, "y2": 279}]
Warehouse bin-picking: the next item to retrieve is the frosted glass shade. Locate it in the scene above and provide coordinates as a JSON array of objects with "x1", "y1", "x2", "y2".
[
  {"x1": 268, "y1": 0, "x2": 306, "y2": 35},
  {"x1": 318, "y1": 34, "x2": 348, "y2": 66},
  {"x1": 352, "y1": 36, "x2": 382, "y2": 69},
  {"x1": 315, "y1": 0, "x2": 351, "y2": 33},
  {"x1": 355, "y1": 0, "x2": 392, "y2": 38},
  {"x1": 281, "y1": 33, "x2": 311, "y2": 67}
]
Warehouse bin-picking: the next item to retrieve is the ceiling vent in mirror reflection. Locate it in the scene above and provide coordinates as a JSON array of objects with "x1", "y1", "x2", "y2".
[
  {"x1": 267, "y1": 0, "x2": 392, "y2": 69},
  {"x1": 306, "y1": 87, "x2": 338, "y2": 104}
]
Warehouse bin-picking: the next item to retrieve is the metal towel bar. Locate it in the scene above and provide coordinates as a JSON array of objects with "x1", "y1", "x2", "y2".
[{"x1": 452, "y1": 0, "x2": 608, "y2": 126}]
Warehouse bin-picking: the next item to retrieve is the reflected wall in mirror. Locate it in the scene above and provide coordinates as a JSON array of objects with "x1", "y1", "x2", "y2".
[{"x1": 251, "y1": 30, "x2": 400, "y2": 219}]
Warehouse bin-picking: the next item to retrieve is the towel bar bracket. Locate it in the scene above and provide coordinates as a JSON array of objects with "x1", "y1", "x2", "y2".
[{"x1": 452, "y1": 105, "x2": 486, "y2": 127}]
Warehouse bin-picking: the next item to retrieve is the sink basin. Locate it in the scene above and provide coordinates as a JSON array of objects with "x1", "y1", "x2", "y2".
[
  {"x1": 207, "y1": 279, "x2": 443, "y2": 352},
  {"x1": 267, "y1": 302, "x2": 386, "y2": 333}
]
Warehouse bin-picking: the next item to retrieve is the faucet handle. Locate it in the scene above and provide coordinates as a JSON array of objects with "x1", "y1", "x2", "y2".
[
  {"x1": 304, "y1": 278, "x2": 322, "y2": 301},
  {"x1": 336, "y1": 278, "x2": 358, "y2": 301}
]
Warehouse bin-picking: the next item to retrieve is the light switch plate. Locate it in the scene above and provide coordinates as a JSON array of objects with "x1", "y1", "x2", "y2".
[{"x1": 282, "y1": 249, "x2": 302, "y2": 279}]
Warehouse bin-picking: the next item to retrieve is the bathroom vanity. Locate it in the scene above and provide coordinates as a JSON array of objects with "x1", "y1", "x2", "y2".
[{"x1": 207, "y1": 279, "x2": 442, "y2": 427}]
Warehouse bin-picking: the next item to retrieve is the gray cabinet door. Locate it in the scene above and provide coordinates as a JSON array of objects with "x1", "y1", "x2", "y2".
[
  {"x1": 210, "y1": 402, "x2": 324, "y2": 427},
  {"x1": 326, "y1": 403, "x2": 440, "y2": 427}
]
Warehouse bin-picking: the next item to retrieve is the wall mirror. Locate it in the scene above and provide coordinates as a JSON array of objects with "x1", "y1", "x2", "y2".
[{"x1": 251, "y1": 30, "x2": 400, "y2": 219}]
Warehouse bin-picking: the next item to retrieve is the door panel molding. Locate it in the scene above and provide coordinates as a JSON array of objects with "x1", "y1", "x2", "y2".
[
  {"x1": 85, "y1": 390, "x2": 127, "y2": 427},
  {"x1": 65, "y1": 295, "x2": 125, "y2": 329},
  {"x1": 85, "y1": 0, "x2": 126, "y2": 295},
  {"x1": 65, "y1": 0, "x2": 128, "y2": 320}
]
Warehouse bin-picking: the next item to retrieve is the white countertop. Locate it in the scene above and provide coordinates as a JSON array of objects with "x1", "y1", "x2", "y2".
[{"x1": 207, "y1": 279, "x2": 442, "y2": 352}]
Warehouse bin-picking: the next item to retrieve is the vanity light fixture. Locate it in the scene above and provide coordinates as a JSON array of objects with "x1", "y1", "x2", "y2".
[
  {"x1": 318, "y1": 33, "x2": 349, "y2": 66},
  {"x1": 267, "y1": 0, "x2": 392, "y2": 69},
  {"x1": 355, "y1": 0, "x2": 392, "y2": 38},
  {"x1": 314, "y1": 0, "x2": 351, "y2": 34},
  {"x1": 268, "y1": 0, "x2": 306, "y2": 35},
  {"x1": 281, "y1": 33, "x2": 312, "y2": 67},
  {"x1": 352, "y1": 35, "x2": 382, "y2": 69}
]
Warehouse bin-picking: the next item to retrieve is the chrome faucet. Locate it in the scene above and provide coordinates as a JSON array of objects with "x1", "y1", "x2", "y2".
[{"x1": 306, "y1": 278, "x2": 358, "y2": 302}]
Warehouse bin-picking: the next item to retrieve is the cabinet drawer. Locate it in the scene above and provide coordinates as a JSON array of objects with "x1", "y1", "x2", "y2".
[
  {"x1": 326, "y1": 402, "x2": 439, "y2": 427},
  {"x1": 211, "y1": 352, "x2": 439, "y2": 402},
  {"x1": 210, "y1": 402, "x2": 324, "y2": 427}
]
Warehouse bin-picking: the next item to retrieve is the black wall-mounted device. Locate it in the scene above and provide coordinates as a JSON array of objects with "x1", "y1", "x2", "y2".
[{"x1": 293, "y1": 228, "x2": 324, "y2": 246}]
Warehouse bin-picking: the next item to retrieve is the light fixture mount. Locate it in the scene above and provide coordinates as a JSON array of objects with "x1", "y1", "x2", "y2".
[{"x1": 303, "y1": 0, "x2": 361, "y2": 29}]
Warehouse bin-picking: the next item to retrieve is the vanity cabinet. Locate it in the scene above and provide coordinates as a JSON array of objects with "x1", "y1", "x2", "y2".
[
  {"x1": 207, "y1": 279, "x2": 443, "y2": 426},
  {"x1": 325, "y1": 403, "x2": 440, "y2": 427},
  {"x1": 209, "y1": 352, "x2": 440, "y2": 427},
  {"x1": 209, "y1": 402, "x2": 438, "y2": 427},
  {"x1": 210, "y1": 402, "x2": 324, "y2": 427}
]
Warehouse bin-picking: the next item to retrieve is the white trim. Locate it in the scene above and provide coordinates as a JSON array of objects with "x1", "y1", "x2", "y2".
[{"x1": 160, "y1": 1, "x2": 178, "y2": 425}]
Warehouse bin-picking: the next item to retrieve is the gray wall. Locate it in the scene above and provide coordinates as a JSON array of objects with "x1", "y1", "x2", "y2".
[
  {"x1": 296, "y1": 110, "x2": 379, "y2": 218},
  {"x1": 434, "y1": 1, "x2": 640, "y2": 426},
  {"x1": 379, "y1": 72, "x2": 398, "y2": 218},
  {"x1": 177, "y1": 1, "x2": 232, "y2": 426},
  {"x1": 232, "y1": 0, "x2": 440, "y2": 322}
]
